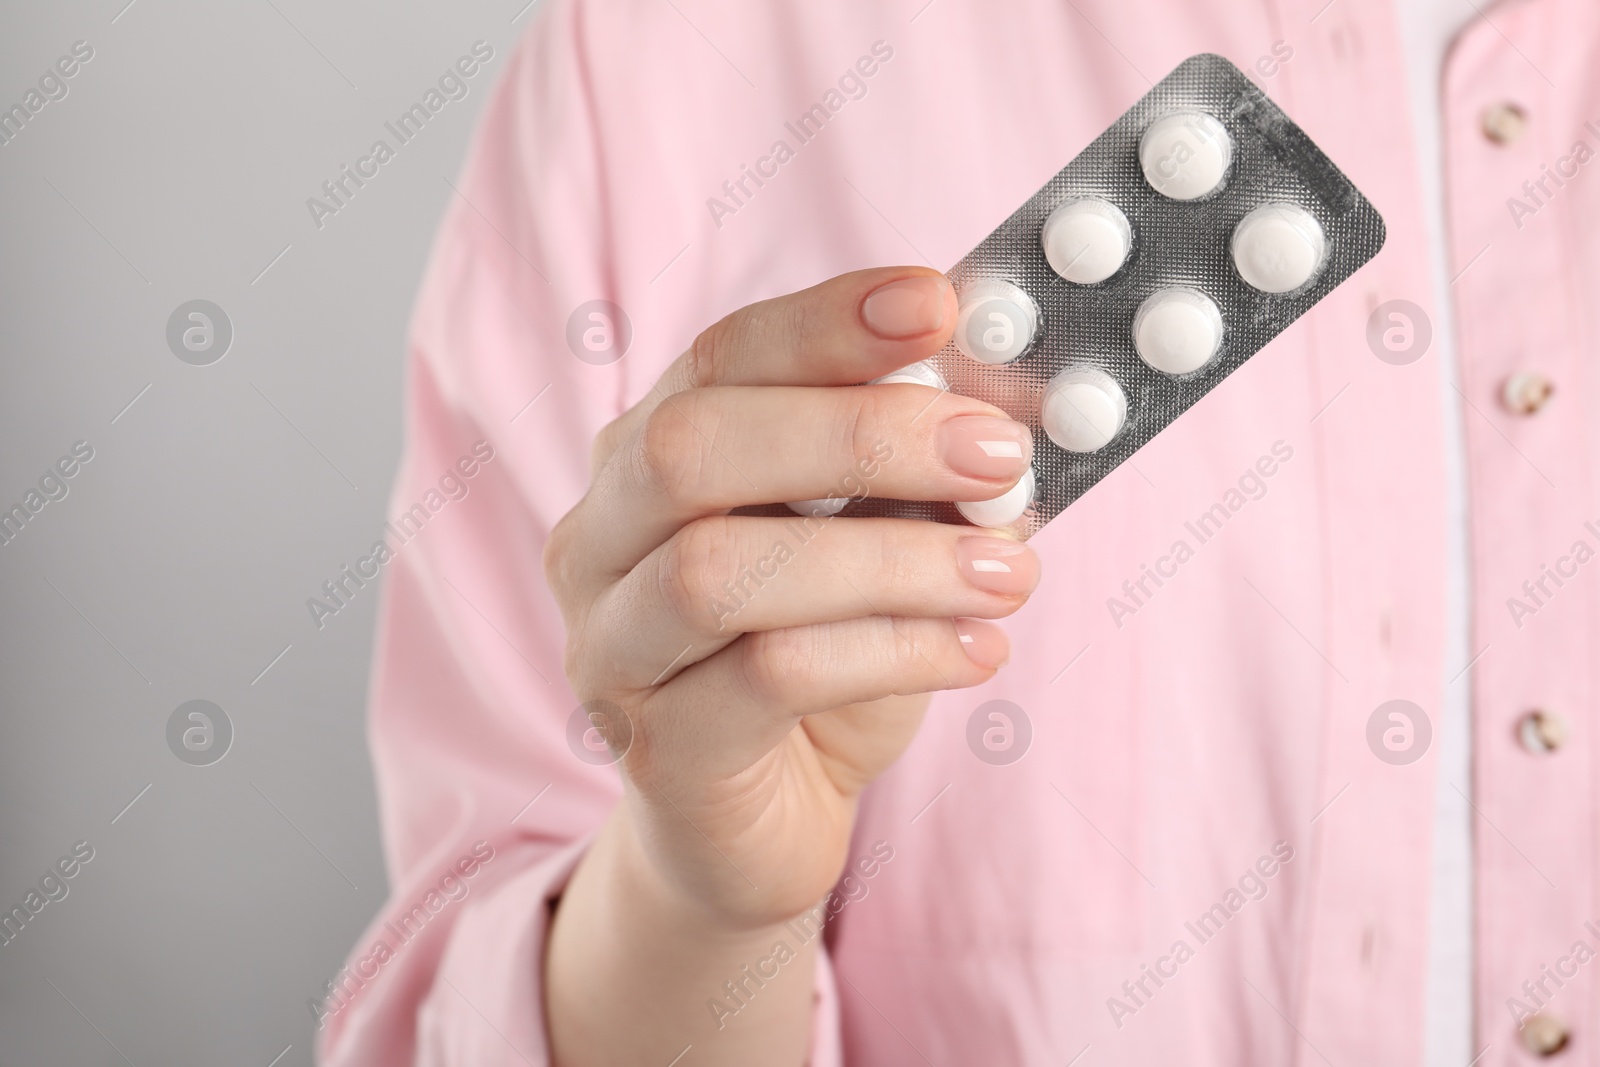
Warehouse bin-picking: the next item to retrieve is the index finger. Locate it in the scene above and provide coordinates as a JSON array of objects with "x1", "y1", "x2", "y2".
[
  {"x1": 662, "y1": 266, "x2": 958, "y2": 392},
  {"x1": 592, "y1": 267, "x2": 957, "y2": 470}
]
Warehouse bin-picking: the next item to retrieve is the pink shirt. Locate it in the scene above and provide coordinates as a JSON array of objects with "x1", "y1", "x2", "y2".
[{"x1": 318, "y1": 1, "x2": 1600, "y2": 1063}]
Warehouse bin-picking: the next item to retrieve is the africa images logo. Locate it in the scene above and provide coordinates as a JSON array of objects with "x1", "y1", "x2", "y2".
[
  {"x1": 704, "y1": 40, "x2": 894, "y2": 228},
  {"x1": 304, "y1": 41, "x2": 496, "y2": 230},
  {"x1": 305, "y1": 441, "x2": 495, "y2": 630}
]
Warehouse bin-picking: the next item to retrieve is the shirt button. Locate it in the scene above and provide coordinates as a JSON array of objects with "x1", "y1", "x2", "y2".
[
  {"x1": 1482, "y1": 101, "x2": 1528, "y2": 144},
  {"x1": 1502, "y1": 372, "x2": 1555, "y2": 415},
  {"x1": 1519, "y1": 709, "x2": 1570, "y2": 754},
  {"x1": 1522, "y1": 1012, "x2": 1570, "y2": 1056}
]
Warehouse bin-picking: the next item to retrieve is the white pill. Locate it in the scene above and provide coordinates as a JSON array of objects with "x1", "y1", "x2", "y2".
[
  {"x1": 1133, "y1": 287, "x2": 1224, "y2": 375},
  {"x1": 956, "y1": 468, "x2": 1035, "y2": 529},
  {"x1": 1041, "y1": 198, "x2": 1132, "y2": 284},
  {"x1": 1231, "y1": 203, "x2": 1326, "y2": 293},
  {"x1": 953, "y1": 280, "x2": 1038, "y2": 365},
  {"x1": 1041, "y1": 366, "x2": 1127, "y2": 453},
  {"x1": 786, "y1": 496, "x2": 849, "y2": 517},
  {"x1": 870, "y1": 360, "x2": 948, "y2": 389},
  {"x1": 1139, "y1": 111, "x2": 1232, "y2": 201}
]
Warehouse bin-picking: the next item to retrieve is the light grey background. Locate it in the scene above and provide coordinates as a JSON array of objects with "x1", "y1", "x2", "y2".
[{"x1": 0, "y1": 2, "x2": 536, "y2": 1062}]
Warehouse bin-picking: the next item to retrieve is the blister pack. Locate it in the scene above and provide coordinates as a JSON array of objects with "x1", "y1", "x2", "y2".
[{"x1": 787, "y1": 53, "x2": 1385, "y2": 538}]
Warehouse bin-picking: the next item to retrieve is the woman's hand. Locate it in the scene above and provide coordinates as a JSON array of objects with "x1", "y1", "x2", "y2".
[{"x1": 544, "y1": 267, "x2": 1040, "y2": 1065}]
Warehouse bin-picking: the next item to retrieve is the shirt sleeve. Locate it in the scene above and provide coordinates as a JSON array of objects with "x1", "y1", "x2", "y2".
[{"x1": 314, "y1": 3, "x2": 844, "y2": 1064}]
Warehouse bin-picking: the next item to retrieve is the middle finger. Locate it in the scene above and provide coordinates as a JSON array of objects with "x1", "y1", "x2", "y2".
[{"x1": 565, "y1": 382, "x2": 1034, "y2": 587}]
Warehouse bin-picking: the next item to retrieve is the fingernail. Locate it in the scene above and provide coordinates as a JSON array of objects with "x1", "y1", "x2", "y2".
[
  {"x1": 862, "y1": 276, "x2": 949, "y2": 338},
  {"x1": 954, "y1": 618, "x2": 1009, "y2": 669},
  {"x1": 938, "y1": 416, "x2": 1033, "y2": 479},
  {"x1": 956, "y1": 537, "x2": 1040, "y2": 596}
]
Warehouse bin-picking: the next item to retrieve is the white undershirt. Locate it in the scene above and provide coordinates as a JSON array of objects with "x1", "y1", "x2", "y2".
[{"x1": 1394, "y1": 1, "x2": 1479, "y2": 1063}]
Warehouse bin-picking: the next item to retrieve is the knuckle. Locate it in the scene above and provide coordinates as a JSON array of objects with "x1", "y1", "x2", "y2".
[
  {"x1": 686, "y1": 291, "x2": 804, "y2": 388},
  {"x1": 684, "y1": 314, "x2": 738, "y2": 388},
  {"x1": 807, "y1": 391, "x2": 868, "y2": 502},
  {"x1": 902, "y1": 619, "x2": 940, "y2": 669},
  {"x1": 657, "y1": 517, "x2": 739, "y2": 629},
  {"x1": 840, "y1": 390, "x2": 890, "y2": 484},
  {"x1": 875, "y1": 617, "x2": 929, "y2": 677},
  {"x1": 542, "y1": 519, "x2": 601, "y2": 676},
  {"x1": 740, "y1": 627, "x2": 818, "y2": 705},
  {"x1": 589, "y1": 416, "x2": 631, "y2": 474},
  {"x1": 542, "y1": 512, "x2": 579, "y2": 599},
  {"x1": 636, "y1": 394, "x2": 714, "y2": 503}
]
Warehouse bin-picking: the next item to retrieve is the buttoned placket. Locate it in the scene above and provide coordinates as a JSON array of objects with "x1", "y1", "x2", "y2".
[{"x1": 1444, "y1": 0, "x2": 1600, "y2": 1059}]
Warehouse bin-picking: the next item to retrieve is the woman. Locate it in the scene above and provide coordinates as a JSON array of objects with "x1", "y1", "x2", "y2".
[{"x1": 321, "y1": 0, "x2": 1600, "y2": 1063}]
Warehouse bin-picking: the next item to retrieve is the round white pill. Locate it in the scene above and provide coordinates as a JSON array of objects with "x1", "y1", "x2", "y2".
[
  {"x1": 870, "y1": 360, "x2": 948, "y2": 389},
  {"x1": 1041, "y1": 366, "x2": 1127, "y2": 453},
  {"x1": 953, "y1": 280, "x2": 1038, "y2": 365},
  {"x1": 1133, "y1": 287, "x2": 1224, "y2": 375},
  {"x1": 786, "y1": 496, "x2": 848, "y2": 517},
  {"x1": 1041, "y1": 198, "x2": 1132, "y2": 284},
  {"x1": 1231, "y1": 202, "x2": 1326, "y2": 293},
  {"x1": 956, "y1": 468, "x2": 1035, "y2": 529},
  {"x1": 1139, "y1": 111, "x2": 1232, "y2": 201}
]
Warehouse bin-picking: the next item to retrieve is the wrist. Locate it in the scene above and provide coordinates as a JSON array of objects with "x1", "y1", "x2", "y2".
[
  {"x1": 605, "y1": 801, "x2": 789, "y2": 943},
  {"x1": 548, "y1": 805, "x2": 819, "y2": 1065}
]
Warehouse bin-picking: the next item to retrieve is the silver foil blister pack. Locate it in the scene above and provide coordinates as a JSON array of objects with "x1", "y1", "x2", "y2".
[{"x1": 807, "y1": 53, "x2": 1385, "y2": 538}]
